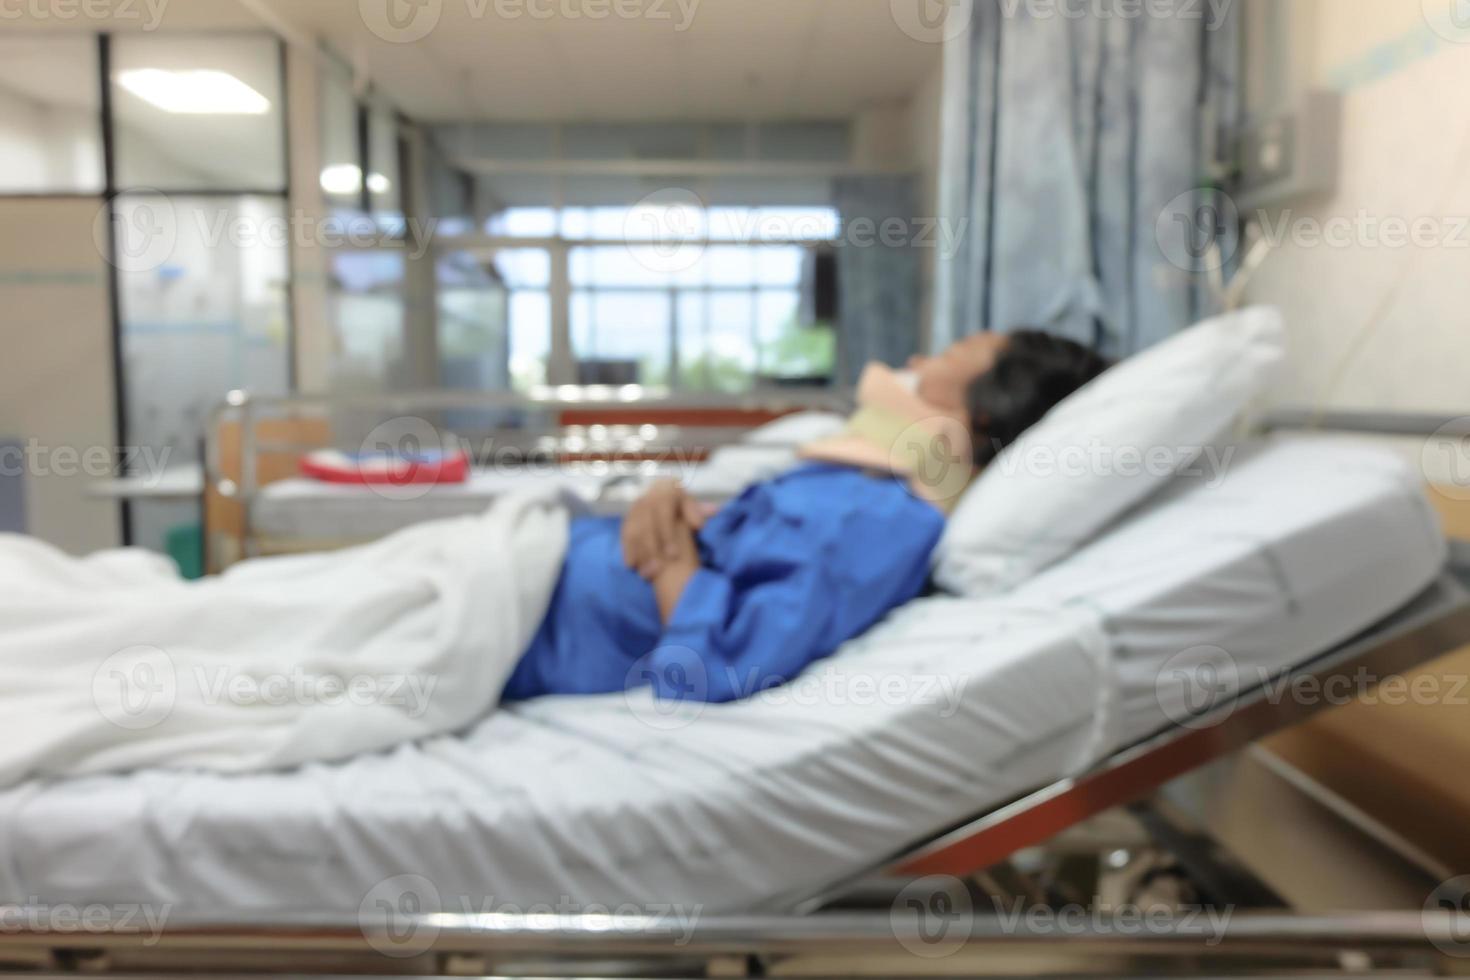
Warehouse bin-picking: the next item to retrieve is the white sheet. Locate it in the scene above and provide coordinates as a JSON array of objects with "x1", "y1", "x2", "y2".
[
  {"x1": 0, "y1": 490, "x2": 570, "y2": 787},
  {"x1": 251, "y1": 469, "x2": 611, "y2": 540},
  {"x1": 0, "y1": 439, "x2": 1446, "y2": 916}
]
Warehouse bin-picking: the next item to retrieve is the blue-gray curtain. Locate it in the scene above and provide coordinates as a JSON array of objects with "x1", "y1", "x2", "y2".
[
  {"x1": 933, "y1": 0, "x2": 1240, "y2": 357},
  {"x1": 834, "y1": 175, "x2": 921, "y2": 384}
]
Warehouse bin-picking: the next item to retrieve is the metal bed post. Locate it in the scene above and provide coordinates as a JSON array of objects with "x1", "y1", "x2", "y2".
[{"x1": 235, "y1": 390, "x2": 258, "y2": 559}]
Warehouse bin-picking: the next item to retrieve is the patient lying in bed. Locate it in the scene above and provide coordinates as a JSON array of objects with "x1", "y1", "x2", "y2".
[
  {"x1": 0, "y1": 330, "x2": 1108, "y2": 787},
  {"x1": 504, "y1": 331, "x2": 1110, "y2": 704}
]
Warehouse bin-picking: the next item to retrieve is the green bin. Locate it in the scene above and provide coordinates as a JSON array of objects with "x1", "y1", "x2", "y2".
[{"x1": 165, "y1": 523, "x2": 204, "y2": 580}]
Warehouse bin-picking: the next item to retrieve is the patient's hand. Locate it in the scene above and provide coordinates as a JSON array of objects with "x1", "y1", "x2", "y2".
[{"x1": 621, "y1": 479, "x2": 709, "y2": 580}]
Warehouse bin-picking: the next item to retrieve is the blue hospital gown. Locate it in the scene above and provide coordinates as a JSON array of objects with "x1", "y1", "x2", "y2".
[{"x1": 501, "y1": 464, "x2": 945, "y2": 704}]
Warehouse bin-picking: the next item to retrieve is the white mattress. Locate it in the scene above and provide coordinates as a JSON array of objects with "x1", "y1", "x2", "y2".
[
  {"x1": 251, "y1": 435, "x2": 818, "y2": 542},
  {"x1": 0, "y1": 439, "x2": 1445, "y2": 915},
  {"x1": 251, "y1": 466, "x2": 679, "y2": 539}
]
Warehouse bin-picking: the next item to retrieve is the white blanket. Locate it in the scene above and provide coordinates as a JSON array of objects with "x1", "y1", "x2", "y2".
[{"x1": 0, "y1": 490, "x2": 571, "y2": 788}]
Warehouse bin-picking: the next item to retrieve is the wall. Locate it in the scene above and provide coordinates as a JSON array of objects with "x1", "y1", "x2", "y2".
[
  {"x1": 286, "y1": 42, "x2": 336, "y2": 395},
  {"x1": 1163, "y1": 748, "x2": 1440, "y2": 910},
  {"x1": 1191, "y1": 0, "x2": 1470, "y2": 898},
  {"x1": 0, "y1": 198, "x2": 122, "y2": 554},
  {"x1": 1241, "y1": 0, "x2": 1470, "y2": 419},
  {"x1": 0, "y1": 87, "x2": 102, "y2": 192}
]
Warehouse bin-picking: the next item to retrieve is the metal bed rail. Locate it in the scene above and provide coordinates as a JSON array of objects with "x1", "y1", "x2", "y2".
[
  {"x1": 202, "y1": 385, "x2": 852, "y2": 562},
  {"x1": 205, "y1": 385, "x2": 852, "y2": 498},
  {"x1": 1, "y1": 909, "x2": 1467, "y2": 977},
  {"x1": 1263, "y1": 407, "x2": 1470, "y2": 438}
]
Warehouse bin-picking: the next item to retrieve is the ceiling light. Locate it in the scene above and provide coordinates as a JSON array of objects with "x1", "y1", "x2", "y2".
[
  {"x1": 320, "y1": 165, "x2": 392, "y2": 197},
  {"x1": 117, "y1": 69, "x2": 270, "y2": 115},
  {"x1": 320, "y1": 164, "x2": 362, "y2": 196}
]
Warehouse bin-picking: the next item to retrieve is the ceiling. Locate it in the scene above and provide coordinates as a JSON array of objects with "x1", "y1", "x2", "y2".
[{"x1": 1, "y1": 0, "x2": 942, "y2": 123}]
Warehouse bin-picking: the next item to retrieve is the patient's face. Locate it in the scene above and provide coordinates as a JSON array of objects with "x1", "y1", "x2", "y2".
[{"x1": 908, "y1": 332, "x2": 1009, "y2": 417}]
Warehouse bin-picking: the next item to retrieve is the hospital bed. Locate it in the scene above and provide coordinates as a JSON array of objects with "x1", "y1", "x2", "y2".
[
  {"x1": 4, "y1": 412, "x2": 1470, "y2": 977},
  {"x1": 202, "y1": 386, "x2": 851, "y2": 567}
]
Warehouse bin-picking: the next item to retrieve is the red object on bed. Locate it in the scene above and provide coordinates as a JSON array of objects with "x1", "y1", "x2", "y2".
[{"x1": 299, "y1": 448, "x2": 471, "y2": 485}]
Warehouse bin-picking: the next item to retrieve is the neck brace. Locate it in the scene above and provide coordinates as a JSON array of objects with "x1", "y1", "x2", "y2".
[{"x1": 800, "y1": 363, "x2": 975, "y2": 511}]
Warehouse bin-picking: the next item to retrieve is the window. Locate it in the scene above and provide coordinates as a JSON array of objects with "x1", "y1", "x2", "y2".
[
  {"x1": 489, "y1": 248, "x2": 553, "y2": 391},
  {"x1": 438, "y1": 250, "x2": 510, "y2": 433},
  {"x1": 477, "y1": 205, "x2": 838, "y2": 392},
  {"x1": 572, "y1": 287, "x2": 671, "y2": 385},
  {"x1": 329, "y1": 250, "x2": 406, "y2": 387},
  {"x1": 568, "y1": 244, "x2": 806, "y2": 389},
  {"x1": 487, "y1": 207, "x2": 558, "y2": 239},
  {"x1": 438, "y1": 249, "x2": 508, "y2": 392},
  {"x1": 0, "y1": 36, "x2": 103, "y2": 193}
]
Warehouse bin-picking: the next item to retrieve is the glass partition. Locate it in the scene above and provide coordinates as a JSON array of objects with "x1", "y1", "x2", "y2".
[
  {"x1": 111, "y1": 35, "x2": 285, "y2": 191},
  {"x1": 114, "y1": 193, "x2": 290, "y2": 552}
]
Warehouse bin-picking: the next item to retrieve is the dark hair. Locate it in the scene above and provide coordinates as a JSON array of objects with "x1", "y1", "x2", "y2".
[{"x1": 967, "y1": 330, "x2": 1112, "y2": 468}]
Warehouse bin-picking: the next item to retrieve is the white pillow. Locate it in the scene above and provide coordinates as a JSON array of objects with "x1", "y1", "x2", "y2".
[
  {"x1": 682, "y1": 411, "x2": 847, "y2": 499},
  {"x1": 933, "y1": 306, "x2": 1286, "y2": 596},
  {"x1": 742, "y1": 410, "x2": 847, "y2": 446}
]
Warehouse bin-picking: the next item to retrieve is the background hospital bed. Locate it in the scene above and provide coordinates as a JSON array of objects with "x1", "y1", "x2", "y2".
[
  {"x1": 5, "y1": 413, "x2": 1470, "y2": 977},
  {"x1": 203, "y1": 387, "x2": 850, "y2": 569}
]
